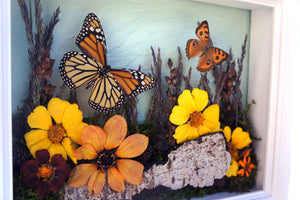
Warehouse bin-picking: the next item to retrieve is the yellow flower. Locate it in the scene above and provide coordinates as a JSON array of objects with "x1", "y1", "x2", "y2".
[
  {"x1": 226, "y1": 159, "x2": 239, "y2": 177},
  {"x1": 24, "y1": 98, "x2": 87, "y2": 163},
  {"x1": 69, "y1": 115, "x2": 149, "y2": 196},
  {"x1": 169, "y1": 88, "x2": 220, "y2": 144},
  {"x1": 223, "y1": 126, "x2": 252, "y2": 160}
]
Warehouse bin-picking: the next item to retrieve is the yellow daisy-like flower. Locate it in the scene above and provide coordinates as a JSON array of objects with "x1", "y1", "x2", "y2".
[
  {"x1": 24, "y1": 98, "x2": 87, "y2": 163},
  {"x1": 223, "y1": 126, "x2": 252, "y2": 161},
  {"x1": 169, "y1": 88, "x2": 220, "y2": 144}
]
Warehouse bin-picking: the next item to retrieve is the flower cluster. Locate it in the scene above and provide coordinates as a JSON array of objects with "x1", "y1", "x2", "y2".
[
  {"x1": 224, "y1": 126, "x2": 255, "y2": 177},
  {"x1": 21, "y1": 98, "x2": 149, "y2": 197},
  {"x1": 168, "y1": 88, "x2": 255, "y2": 178}
]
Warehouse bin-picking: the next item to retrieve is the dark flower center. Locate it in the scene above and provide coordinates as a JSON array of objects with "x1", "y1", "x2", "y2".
[
  {"x1": 48, "y1": 124, "x2": 66, "y2": 143},
  {"x1": 96, "y1": 149, "x2": 117, "y2": 170},
  {"x1": 189, "y1": 111, "x2": 204, "y2": 127}
]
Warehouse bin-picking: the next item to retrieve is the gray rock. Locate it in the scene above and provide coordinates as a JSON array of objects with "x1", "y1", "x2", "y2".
[{"x1": 64, "y1": 132, "x2": 231, "y2": 200}]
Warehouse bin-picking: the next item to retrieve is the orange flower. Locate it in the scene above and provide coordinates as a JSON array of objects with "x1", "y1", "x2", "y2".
[
  {"x1": 69, "y1": 115, "x2": 149, "y2": 196},
  {"x1": 237, "y1": 156, "x2": 255, "y2": 177}
]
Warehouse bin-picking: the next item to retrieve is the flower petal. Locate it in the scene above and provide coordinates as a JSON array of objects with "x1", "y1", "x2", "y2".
[
  {"x1": 87, "y1": 170, "x2": 100, "y2": 194},
  {"x1": 104, "y1": 115, "x2": 127, "y2": 150},
  {"x1": 22, "y1": 174, "x2": 39, "y2": 189},
  {"x1": 20, "y1": 160, "x2": 39, "y2": 175},
  {"x1": 169, "y1": 106, "x2": 190, "y2": 125},
  {"x1": 62, "y1": 103, "x2": 84, "y2": 143},
  {"x1": 81, "y1": 125, "x2": 106, "y2": 151},
  {"x1": 61, "y1": 137, "x2": 77, "y2": 164},
  {"x1": 27, "y1": 106, "x2": 52, "y2": 130},
  {"x1": 51, "y1": 154, "x2": 66, "y2": 168},
  {"x1": 66, "y1": 122, "x2": 88, "y2": 145},
  {"x1": 37, "y1": 180, "x2": 52, "y2": 197},
  {"x1": 231, "y1": 127, "x2": 252, "y2": 150},
  {"x1": 28, "y1": 138, "x2": 52, "y2": 158},
  {"x1": 69, "y1": 164, "x2": 98, "y2": 187},
  {"x1": 54, "y1": 163, "x2": 71, "y2": 180},
  {"x1": 35, "y1": 149, "x2": 50, "y2": 164},
  {"x1": 48, "y1": 143, "x2": 67, "y2": 161},
  {"x1": 197, "y1": 125, "x2": 211, "y2": 136},
  {"x1": 74, "y1": 143, "x2": 98, "y2": 160},
  {"x1": 93, "y1": 172, "x2": 106, "y2": 196},
  {"x1": 24, "y1": 130, "x2": 48, "y2": 148},
  {"x1": 47, "y1": 98, "x2": 70, "y2": 124},
  {"x1": 202, "y1": 104, "x2": 220, "y2": 129},
  {"x1": 107, "y1": 167, "x2": 125, "y2": 192},
  {"x1": 192, "y1": 88, "x2": 208, "y2": 112},
  {"x1": 50, "y1": 176, "x2": 66, "y2": 191},
  {"x1": 117, "y1": 159, "x2": 144, "y2": 185},
  {"x1": 115, "y1": 134, "x2": 148, "y2": 158},
  {"x1": 173, "y1": 124, "x2": 196, "y2": 144},
  {"x1": 226, "y1": 159, "x2": 239, "y2": 177},
  {"x1": 88, "y1": 171, "x2": 105, "y2": 196},
  {"x1": 187, "y1": 126, "x2": 200, "y2": 140},
  {"x1": 223, "y1": 126, "x2": 232, "y2": 143},
  {"x1": 178, "y1": 90, "x2": 197, "y2": 114}
]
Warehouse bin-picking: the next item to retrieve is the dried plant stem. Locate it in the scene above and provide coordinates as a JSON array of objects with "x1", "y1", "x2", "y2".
[
  {"x1": 43, "y1": 7, "x2": 60, "y2": 49},
  {"x1": 17, "y1": 0, "x2": 34, "y2": 67},
  {"x1": 176, "y1": 47, "x2": 183, "y2": 94},
  {"x1": 17, "y1": 0, "x2": 60, "y2": 114},
  {"x1": 198, "y1": 72, "x2": 213, "y2": 103},
  {"x1": 34, "y1": 0, "x2": 44, "y2": 60},
  {"x1": 184, "y1": 67, "x2": 192, "y2": 90},
  {"x1": 233, "y1": 34, "x2": 248, "y2": 127},
  {"x1": 147, "y1": 47, "x2": 164, "y2": 128},
  {"x1": 213, "y1": 49, "x2": 234, "y2": 104}
]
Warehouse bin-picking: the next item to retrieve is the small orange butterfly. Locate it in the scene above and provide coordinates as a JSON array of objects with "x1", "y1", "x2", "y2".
[{"x1": 186, "y1": 21, "x2": 228, "y2": 72}]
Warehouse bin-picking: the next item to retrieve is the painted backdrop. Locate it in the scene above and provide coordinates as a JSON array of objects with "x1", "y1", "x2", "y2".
[{"x1": 11, "y1": 0, "x2": 250, "y2": 121}]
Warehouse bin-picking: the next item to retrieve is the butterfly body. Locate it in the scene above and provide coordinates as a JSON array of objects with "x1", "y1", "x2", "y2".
[
  {"x1": 186, "y1": 20, "x2": 228, "y2": 72},
  {"x1": 60, "y1": 13, "x2": 154, "y2": 112}
]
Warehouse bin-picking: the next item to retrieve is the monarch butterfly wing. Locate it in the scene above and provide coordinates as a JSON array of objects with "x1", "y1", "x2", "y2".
[
  {"x1": 59, "y1": 51, "x2": 101, "y2": 89},
  {"x1": 88, "y1": 72, "x2": 124, "y2": 112},
  {"x1": 76, "y1": 13, "x2": 107, "y2": 66},
  {"x1": 110, "y1": 68, "x2": 155, "y2": 97}
]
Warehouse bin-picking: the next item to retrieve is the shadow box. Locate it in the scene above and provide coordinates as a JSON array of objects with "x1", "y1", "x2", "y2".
[{"x1": 0, "y1": 0, "x2": 294, "y2": 199}]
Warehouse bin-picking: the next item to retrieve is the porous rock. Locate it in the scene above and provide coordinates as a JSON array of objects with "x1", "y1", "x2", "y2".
[{"x1": 64, "y1": 132, "x2": 231, "y2": 200}]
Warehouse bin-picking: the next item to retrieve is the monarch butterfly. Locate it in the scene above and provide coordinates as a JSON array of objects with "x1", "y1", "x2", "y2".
[{"x1": 59, "y1": 13, "x2": 155, "y2": 112}]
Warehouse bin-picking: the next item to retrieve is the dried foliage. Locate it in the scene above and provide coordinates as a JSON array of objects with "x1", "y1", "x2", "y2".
[
  {"x1": 147, "y1": 47, "x2": 165, "y2": 128},
  {"x1": 17, "y1": 0, "x2": 60, "y2": 115},
  {"x1": 197, "y1": 34, "x2": 252, "y2": 130}
]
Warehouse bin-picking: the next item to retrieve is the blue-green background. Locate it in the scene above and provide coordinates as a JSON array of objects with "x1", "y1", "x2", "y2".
[{"x1": 11, "y1": 0, "x2": 250, "y2": 121}]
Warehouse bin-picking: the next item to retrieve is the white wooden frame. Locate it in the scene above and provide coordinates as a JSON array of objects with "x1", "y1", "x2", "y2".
[{"x1": 1, "y1": 0, "x2": 297, "y2": 199}]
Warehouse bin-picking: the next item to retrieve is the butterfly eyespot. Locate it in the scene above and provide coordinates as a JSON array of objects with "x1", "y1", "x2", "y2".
[
  {"x1": 216, "y1": 56, "x2": 220, "y2": 60},
  {"x1": 200, "y1": 31, "x2": 203, "y2": 36},
  {"x1": 193, "y1": 41, "x2": 197, "y2": 47},
  {"x1": 206, "y1": 60, "x2": 211, "y2": 65}
]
